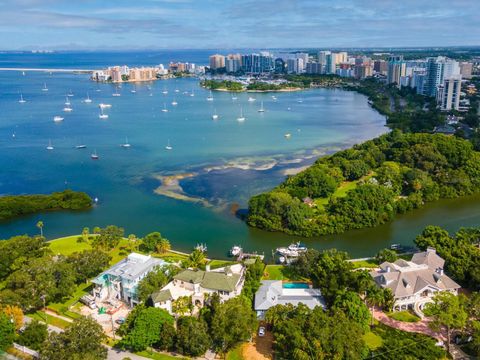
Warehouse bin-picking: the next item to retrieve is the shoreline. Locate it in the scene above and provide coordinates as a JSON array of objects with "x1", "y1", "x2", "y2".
[{"x1": 202, "y1": 85, "x2": 304, "y2": 93}]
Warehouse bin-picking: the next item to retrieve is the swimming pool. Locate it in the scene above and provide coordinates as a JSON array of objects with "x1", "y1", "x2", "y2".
[{"x1": 282, "y1": 282, "x2": 309, "y2": 289}]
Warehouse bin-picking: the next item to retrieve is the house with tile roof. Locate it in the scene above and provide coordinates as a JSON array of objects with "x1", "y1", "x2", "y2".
[
  {"x1": 151, "y1": 264, "x2": 245, "y2": 314},
  {"x1": 92, "y1": 252, "x2": 167, "y2": 307},
  {"x1": 254, "y1": 280, "x2": 326, "y2": 319},
  {"x1": 370, "y1": 248, "x2": 460, "y2": 312}
]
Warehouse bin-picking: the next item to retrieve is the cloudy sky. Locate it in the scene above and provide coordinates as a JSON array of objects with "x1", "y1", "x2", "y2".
[{"x1": 1, "y1": 0, "x2": 479, "y2": 50}]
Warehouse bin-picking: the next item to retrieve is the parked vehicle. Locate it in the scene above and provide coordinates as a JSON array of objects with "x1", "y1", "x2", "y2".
[{"x1": 258, "y1": 326, "x2": 266, "y2": 337}]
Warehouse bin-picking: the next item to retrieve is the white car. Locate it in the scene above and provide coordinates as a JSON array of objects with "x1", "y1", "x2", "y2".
[{"x1": 258, "y1": 326, "x2": 266, "y2": 337}]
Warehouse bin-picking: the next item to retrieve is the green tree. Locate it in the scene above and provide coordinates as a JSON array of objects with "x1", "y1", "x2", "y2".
[
  {"x1": 81, "y1": 227, "x2": 90, "y2": 242},
  {"x1": 375, "y1": 248, "x2": 398, "y2": 263},
  {"x1": 424, "y1": 292, "x2": 468, "y2": 352},
  {"x1": 332, "y1": 290, "x2": 371, "y2": 330},
  {"x1": 91, "y1": 225, "x2": 124, "y2": 250},
  {"x1": 184, "y1": 249, "x2": 206, "y2": 269},
  {"x1": 172, "y1": 296, "x2": 193, "y2": 316},
  {"x1": 40, "y1": 316, "x2": 107, "y2": 360},
  {"x1": 17, "y1": 319, "x2": 48, "y2": 350},
  {"x1": 36, "y1": 220, "x2": 44, "y2": 237},
  {"x1": 67, "y1": 250, "x2": 111, "y2": 283},
  {"x1": 175, "y1": 316, "x2": 211, "y2": 357},
  {"x1": 120, "y1": 307, "x2": 174, "y2": 352},
  {"x1": 141, "y1": 232, "x2": 165, "y2": 253},
  {"x1": 0, "y1": 312, "x2": 15, "y2": 351},
  {"x1": 156, "y1": 238, "x2": 171, "y2": 254},
  {"x1": 211, "y1": 297, "x2": 256, "y2": 353},
  {"x1": 137, "y1": 265, "x2": 177, "y2": 302}
]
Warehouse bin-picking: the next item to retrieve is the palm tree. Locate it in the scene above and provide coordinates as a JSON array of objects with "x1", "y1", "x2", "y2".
[
  {"x1": 128, "y1": 234, "x2": 138, "y2": 252},
  {"x1": 36, "y1": 221, "x2": 44, "y2": 237},
  {"x1": 82, "y1": 227, "x2": 90, "y2": 242},
  {"x1": 187, "y1": 249, "x2": 205, "y2": 269},
  {"x1": 156, "y1": 238, "x2": 171, "y2": 254}
]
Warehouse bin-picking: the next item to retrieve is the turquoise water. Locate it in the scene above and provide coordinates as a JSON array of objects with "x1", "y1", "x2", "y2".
[
  {"x1": 2, "y1": 52, "x2": 480, "y2": 260},
  {"x1": 282, "y1": 282, "x2": 310, "y2": 289}
]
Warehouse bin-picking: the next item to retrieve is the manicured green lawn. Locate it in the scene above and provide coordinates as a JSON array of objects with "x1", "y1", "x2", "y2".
[
  {"x1": 30, "y1": 311, "x2": 71, "y2": 329},
  {"x1": 363, "y1": 331, "x2": 383, "y2": 350},
  {"x1": 388, "y1": 310, "x2": 420, "y2": 323},
  {"x1": 351, "y1": 259, "x2": 378, "y2": 269},
  {"x1": 48, "y1": 282, "x2": 92, "y2": 316},
  {"x1": 136, "y1": 350, "x2": 188, "y2": 360},
  {"x1": 49, "y1": 235, "x2": 91, "y2": 255},
  {"x1": 262, "y1": 265, "x2": 286, "y2": 280},
  {"x1": 153, "y1": 251, "x2": 189, "y2": 263},
  {"x1": 208, "y1": 259, "x2": 237, "y2": 269}
]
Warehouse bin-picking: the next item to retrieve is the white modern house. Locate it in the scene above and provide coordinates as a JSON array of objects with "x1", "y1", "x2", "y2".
[
  {"x1": 151, "y1": 264, "x2": 245, "y2": 314},
  {"x1": 254, "y1": 280, "x2": 326, "y2": 319},
  {"x1": 370, "y1": 248, "x2": 460, "y2": 313},
  {"x1": 92, "y1": 253, "x2": 166, "y2": 307}
]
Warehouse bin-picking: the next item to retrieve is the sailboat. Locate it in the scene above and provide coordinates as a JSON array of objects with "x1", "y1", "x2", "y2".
[
  {"x1": 165, "y1": 139, "x2": 173, "y2": 150},
  {"x1": 99, "y1": 103, "x2": 111, "y2": 109},
  {"x1": 258, "y1": 101, "x2": 265, "y2": 112},
  {"x1": 18, "y1": 94, "x2": 26, "y2": 103},
  {"x1": 237, "y1": 107, "x2": 245, "y2": 122},
  {"x1": 297, "y1": 98, "x2": 303, "y2": 103},
  {"x1": 67, "y1": 89, "x2": 74, "y2": 97},
  {"x1": 42, "y1": 83, "x2": 48, "y2": 92},
  {"x1": 130, "y1": 86, "x2": 137, "y2": 94},
  {"x1": 171, "y1": 98, "x2": 178, "y2": 106},
  {"x1": 112, "y1": 87, "x2": 121, "y2": 97},
  {"x1": 99, "y1": 108, "x2": 108, "y2": 119},
  {"x1": 175, "y1": 88, "x2": 180, "y2": 93},
  {"x1": 91, "y1": 149, "x2": 99, "y2": 160},
  {"x1": 231, "y1": 94, "x2": 238, "y2": 100},
  {"x1": 206, "y1": 90, "x2": 214, "y2": 101},
  {"x1": 161, "y1": 103, "x2": 168, "y2": 113},
  {"x1": 212, "y1": 108, "x2": 219, "y2": 120},
  {"x1": 46, "y1": 139, "x2": 54, "y2": 150},
  {"x1": 76, "y1": 144, "x2": 87, "y2": 149},
  {"x1": 65, "y1": 96, "x2": 71, "y2": 106},
  {"x1": 121, "y1": 137, "x2": 131, "y2": 148},
  {"x1": 63, "y1": 101, "x2": 73, "y2": 112},
  {"x1": 162, "y1": 87, "x2": 168, "y2": 95},
  {"x1": 248, "y1": 96, "x2": 256, "y2": 102},
  {"x1": 190, "y1": 89, "x2": 195, "y2": 97},
  {"x1": 53, "y1": 116, "x2": 64, "y2": 122},
  {"x1": 84, "y1": 93, "x2": 92, "y2": 103}
]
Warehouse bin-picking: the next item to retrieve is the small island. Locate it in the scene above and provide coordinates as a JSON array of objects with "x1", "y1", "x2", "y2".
[
  {"x1": 0, "y1": 189, "x2": 93, "y2": 220},
  {"x1": 201, "y1": 79, "x2": 305, "y2": 92}
]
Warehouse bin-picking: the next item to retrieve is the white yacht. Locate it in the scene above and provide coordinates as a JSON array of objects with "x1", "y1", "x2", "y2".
[
  {"x1": 271, "y1": 95, "x2": 277, "y2": 101},
  {"x1": 18, "y1": 94, "x2": 26, "y2": 103},
  {"x1": 84, "y1": 93, "x2": 92, "y2": 103},
  {"x1": 206, "y1": 90, "x2": 214, "y2": 101},
  {"x1": 67, "y1": 89, "x2": 74, "y2": 97},
  {"x1": 162, "y1": 87, "x2": 168, "y2": 95},
  {"x1": 112, "y1": 87, "x2": 121, "y2": 97},
  {"x1": 171, "y1": 99, "x2": 178, "y2": 106},
  {"x1": 131, "y1": 86, "x2": 137, "y2": 94},
  {"x1": 53, "y1": 116, "x2": 64, "y2": 122},
  {"x1": 75, "y1": 144, "x2": 87, "y2": 149},
  {"x1": 212, "y1": 109, "x2": 219, "y2": 120},
  {"x1": 237, "y1": 107, "x2": 245, "y2": 122},
  {"x1": 46, "y1": 139, "x2": 54, "y2": 150},
  {"x1": 190, "y1": 89, "x2": 195, "y2": 97},
  {"x1": 258, "y1": 101, "x2": 265, "y2": 112},
  {"x1": 161, "y1": 103, "x2": 168, "y2": 113},
  {"x1": 99, "y1": 103, "x2": 112, "y2": 109},
  {"x1": 91, "y1": 149, "x2": 99, "y2": 160},
  {"x1": 121, "y1": 137, "x2": 131, "y2": 148},
  {"x1": 99, "y1": 108, "x2": 108, "y2": 119},
  {"x1": 42, "y1": 83, "x2": 48, "y2": 92},
  {"x1": 63, "y1": 105, "x2": 73, "y2": 112},
  {"x1": 231, "y1": 94, "x2": 238, "y2": 100},
  {"x1": 230, "y1": 246, "x2": 242, "y2": 257},
  {"x1": 248, "y1": 96, "x2": 256, "y2": 102},
  {"x1": 65, "y1": 96, "x2": 71, "y2": 106},
  {"x1": 165, "y1": 139, "x2": 172, "y2": 150},
  {"x1": 284, "y1": 133, "x2": 291, "y2": 138}
]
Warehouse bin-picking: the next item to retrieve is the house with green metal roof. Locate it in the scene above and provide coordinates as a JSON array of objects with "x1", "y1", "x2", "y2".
[{"x1": 151, "y1": 264, "x2": 245, "y2": 314}]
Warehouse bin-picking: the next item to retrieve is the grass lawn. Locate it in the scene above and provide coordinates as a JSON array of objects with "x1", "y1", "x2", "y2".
[
  {"x1": 153, "y1": 250, "x2": 189, "y2": 263},
  {"x1": 388, "y1": 310, "x2": 421, "y2": 323},
  {"x1": 363, "y1": 331, "x2": 383, "y2": 350},
  {"x1": 49, "y1": 235, "x2": 91, "y2": 255},
  {"x1": 48, "y1": 282, "x2": 93, "y2": 316},
  {"x1": 30, "y1": 311, "x2": 71, "y2": 329},
  {"x1": 208, "y1": 259, "x2": 237, "y2": 269},
  {"x1": 350, "y1": 259, "x2": 378, "y2": 269},
  {"x1": 226, "y1": 344, "x2": 244, "y2": 360},
  {"x1": 262, "y1": 265, "x2": 286, "y2": 280},
  {"x1": 136, "y1": 350, "x2": 188, "y2": 360}
]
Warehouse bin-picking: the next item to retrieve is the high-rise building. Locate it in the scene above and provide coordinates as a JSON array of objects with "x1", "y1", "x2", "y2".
[
  {"x1": 460, "y1": 62, "x2": 473, "y2": 79},
  {"x1": 373, "y1": 60, "x2": 388, "y2": 75},
  {"x1": 387, "y1": 56, "x2": 406, "y2": 87},
  {"x1": 209, "y1": 54, "x2": 225, "y2": 70},
  {"x1": 306, "y1": 62, "x2": 322, "y2": 74},
  {"x1": 287, "y1": 58, "x2": 304, "y2": 74},
  {"x1": 225, "y1": 54, "x2": 242, "y2": 73},
  {"x1": 424, "y1": 57, "x2": 460, "y2": 97},
  {"x1": 437, "y1": 77, "x2": 462, "y2": 111},
  {"x1": 241, "y1": 53, "x2": 274, "y2": 74},
  {"x1": 317, "y1": 50, "x2": 330, "y2": 74},
  {"x1": 274, "y1": 58, "x2": 286, "y2": 74}
]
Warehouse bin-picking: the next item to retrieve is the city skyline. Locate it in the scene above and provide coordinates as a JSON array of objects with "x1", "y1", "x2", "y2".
[{"x1": 0, "y1": 0, "x2": 479, "y2": 50}]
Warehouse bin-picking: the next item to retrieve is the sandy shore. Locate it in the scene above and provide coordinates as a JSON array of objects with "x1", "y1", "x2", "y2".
[
  {"x1": 153, "y1": 173, "x2": 211, "y2": 207},
  {"x1": 282, "y1": 165, "x2": 310, "y2": 176}
]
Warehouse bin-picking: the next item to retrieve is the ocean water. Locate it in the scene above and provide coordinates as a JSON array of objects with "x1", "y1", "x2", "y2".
[{"x1": 5, "y1": 51, "x2": 476, "y2": 260}]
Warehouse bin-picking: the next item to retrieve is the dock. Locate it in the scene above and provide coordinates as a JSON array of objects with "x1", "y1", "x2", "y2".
[{"x1": 236, "y1": 251, "x2": 264, "y2": 262}]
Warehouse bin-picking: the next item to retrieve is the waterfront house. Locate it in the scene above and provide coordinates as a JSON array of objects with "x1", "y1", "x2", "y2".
[
  {"x1": 92, "y1": 252, "x2": 166, "y2": 307},
  {"x1": 254, "y1": 280, "x2": 326, "y2": 319},
  {"x1": 370, "y1": 248, "x2": 460, "y2": 313},
  {"x1": 151, "y1": 264, "x2": 245, "y2": 314}
]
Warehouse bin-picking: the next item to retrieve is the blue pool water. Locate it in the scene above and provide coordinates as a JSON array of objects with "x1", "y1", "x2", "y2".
[{"x1": 282, "y1": 282, "x2": 310, "y2": 289}]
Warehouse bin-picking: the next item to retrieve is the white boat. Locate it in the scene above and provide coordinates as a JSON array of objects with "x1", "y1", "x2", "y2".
[
  {"x1": 230, "y1": 245, "x2": 242, "y2": 257},
  {"x1": 99, "y1": 108, "x2": 108, "y2": 119},
  {"x1": 121, "y1": 137, "x2": 131, "y2": 148},
  {"x1": 287, "y1": 107, "x2": 291, "y2": 111},
  {"x1": 22, "y1": 71, "x2": 25, "y2": 76},
  {"x1": 171, "y1": 99, "x2": 178, "y2": 106},
  {"x1": 76, "y1": 144, "x2": 87, "y2": 149},
  {"x1": 297, "y1": 99, "x2": 303, "y2": 103},
  {"x1": 112, "y1": 87, "x2": 121, "y2": 97},
  {"x1": 231, "y1": 94, "x2": 238, "y2": 100},
  {"x1": 276, "y1": 243, "x2": 307, "y2": 258},
  {"x1": 237, "y1": 107, "x2": 245, "y2": 122},
  {"x1": 212, "y1": 109, "x2": 219, "y2": 120},
  {"x1": 206, "y1": 90, "x2": 214, "y2": 101},
  {"x1": 271, "y1": 95, "x2": 277, "y2": 101},
  {"x1": 46, "y1": 139, "x2": 54, "y2": 150},
  {"x1": 258, "y1": 101, "x2": 265, "y2": 112},
  {"x1": 130, "y1": 86, "x2": 137, "y2": 94},
  {"x1": 67, "y1": 90, "x2": 74, "y2": 97},
  {"x1": 42, "y1": 83, "x2": 48, "y2": 92},
  {"x1": 65, "y1": 96, "x2": 71, "y2": 106},
  {"x1": 248, "y1": 96, "x2": 256, "y2": 102},
  {"x1": 165, "y1": 139, "x2": 172, "y2": 150},
  {"x1": 284, "y1": 133, "x2": 291, "y2": 138},
  {"x1": 53, "y1": 116, "x2": 64, "y2": 122},
  {"x1": 63, "y1": 106, "x2": 73, "y2": 112},
  {"x1": 162, "y1": 87, "x2": 168, "y2": 95},
  {"x1": 288, "y1": 242, "x2": 307, "y2": 252},
  {"x1": 99, "y1": 103, "x2": 112, "y2": 109},
  {"x1": 161, "y1": 103, "x2": 168, "y2": 113},
  {"x1": 91, "y1": 150, "x2": 99, "y2": 160},
  {"x1": 84, "y1": 93, "x2": 92, "y2": 103},
  {"x1": 195, "y1": 243, "x2": 207, "y2": 252},
  {"x1": 190, "y1": 89, "x2": 195, "y2": 97},
  {"x1": 18, "y1": 94, "x2": 26, "y2": 103},
  {"x1": 175, "y1": 88, "x2": 180, "y2": 93}
]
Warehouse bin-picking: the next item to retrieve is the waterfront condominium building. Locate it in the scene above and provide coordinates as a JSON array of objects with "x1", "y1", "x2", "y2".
[
  {"x1": 274, "y1": 58, "x2": 286, "y2": 74},
  {"x1": 373, "y1": 60, "x2": 388, "y2": 75},
  {"x1": 424, "y1": 57, "x2": 460, "y2": 97},
  {"x1": 437, "y1": 76, "x2": 462, "y2": 111},
  {"x1": 241, "y1": 52, "x2": 274, "y2": 74},
  {"x1": 325, "y1": 52, "x2": 347, "y2": 74},
  {"x1": 209, "y1": 54, "x2": 225, "y2": 70},
  {"x1": 225, "y1": 54, "x2": 242, "y2": 73},
  {"x1": 317, "y1": 50, "x2": 331, "y2": 73},
  {"x1": 387, "y1": 56, "x2": 406, "y2": 87},
  {"x1": 306, "y1": 62, "x2": 322, "y2": 74},
  {"x1": 287, "y1": 58, "x2": 305, "y2": 74},
  {"x1": 460, "y1": 62, "x2": 473, "y2": 79}
]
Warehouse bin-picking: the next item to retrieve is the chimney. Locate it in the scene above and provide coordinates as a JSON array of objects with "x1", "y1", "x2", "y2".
[{"x1": 437, "y1": 267, "x2": 444, "y2": 276}]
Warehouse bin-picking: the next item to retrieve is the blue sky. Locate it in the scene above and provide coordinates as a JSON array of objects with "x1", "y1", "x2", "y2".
[{"x1": 1, "y1": 0, "x2": 479, "y2": 50}]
